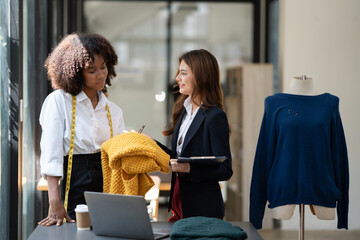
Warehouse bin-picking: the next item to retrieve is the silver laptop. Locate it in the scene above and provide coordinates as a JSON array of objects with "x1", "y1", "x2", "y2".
[{"x1": 84, "y1": 191, "x2": 170, "y2": 240}]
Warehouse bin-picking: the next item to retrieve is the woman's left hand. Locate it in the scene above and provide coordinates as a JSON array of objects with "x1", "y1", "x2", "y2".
[{"x1": 170, "y1": 159, "x2": 190, "y2": 173}]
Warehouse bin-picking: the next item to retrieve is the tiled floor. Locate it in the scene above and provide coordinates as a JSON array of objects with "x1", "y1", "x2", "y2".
[
  {"x1": 258, "y1": 229, "x2": 360, "y2": 240},
  {"x1": 157, "y1": 198, "x2": 360, "y2": 240}
]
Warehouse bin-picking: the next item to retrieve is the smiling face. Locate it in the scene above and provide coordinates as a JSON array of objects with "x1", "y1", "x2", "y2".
[
  {"x1": 82, "y1": 54, "x2": 108, "y2": 95},
  {"x1": 176, "y1": 60, "x2": 195, "y2": 97}
]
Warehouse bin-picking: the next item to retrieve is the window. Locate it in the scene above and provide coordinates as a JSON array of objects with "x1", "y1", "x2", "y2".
[
  {"x1": 84, "y1": 1, "x2": 255, "y2": 146},
  {"x1": 1, "y1": 0, "x2": 13, "y2": 239}
]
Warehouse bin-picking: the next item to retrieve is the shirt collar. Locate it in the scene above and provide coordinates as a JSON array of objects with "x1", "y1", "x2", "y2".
[
  {"x1": 183, "y1": 97, "x2": 193, "y2": 116},
  {"x1": 75, "y1": 90, "x2": 89, "y2": 102},
  {"x1": 75, "y1": 90, "x2": 109, "y2": 106},
  {"x1": 183, "y1": 96, "x2": 202, "y2": 117},
  {"x1": 97, "y1": 91, "x2": 109, "y2": 108}
]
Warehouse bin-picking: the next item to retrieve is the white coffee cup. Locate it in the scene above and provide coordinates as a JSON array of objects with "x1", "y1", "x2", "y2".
[{"x1": 75, "y1": 204, "x2": 91, "y2": 230}]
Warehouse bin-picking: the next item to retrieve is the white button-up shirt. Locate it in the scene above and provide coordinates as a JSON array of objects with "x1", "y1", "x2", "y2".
[
  {"x1": 176, "y1": 97, "x2": 200, "y2": 157},
  {"x1": 39, "y1": 89, "x2": 125, "y2": 179}
]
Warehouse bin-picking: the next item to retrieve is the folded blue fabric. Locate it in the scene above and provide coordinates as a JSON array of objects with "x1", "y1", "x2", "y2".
[{"x1": 170, "y1": 216, "x2": 248, "y2": 240}]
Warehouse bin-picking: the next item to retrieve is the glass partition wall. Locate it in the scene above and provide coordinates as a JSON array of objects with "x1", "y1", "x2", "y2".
[
  {"x1": 170, "y1": 2, "x2": 253, "y2": 92},
  {"x1": 83, "y1": 1, "x2": 254, "y2": 145},
  {"x1": 0, "y1": 1, "x2": 11, "y2": 239},
  {"x1": 85, "y1": 1, "x2": 169, "y2": 144},
  {"x1": 83, "y1": 1, "x2": 254, "y2": 217}
]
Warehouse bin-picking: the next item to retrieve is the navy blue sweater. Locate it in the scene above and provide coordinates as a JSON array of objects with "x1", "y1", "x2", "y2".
[{"x1": 250, "y1": 93, "x2": 349, "y2": 229}]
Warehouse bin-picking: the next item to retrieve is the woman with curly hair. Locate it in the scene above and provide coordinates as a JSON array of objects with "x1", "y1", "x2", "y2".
[{"x1": 38, "y1": 33, "x2": 125, "y2": 226}]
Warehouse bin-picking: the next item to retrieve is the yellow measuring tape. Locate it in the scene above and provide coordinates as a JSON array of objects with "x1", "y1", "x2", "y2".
[{"x1": 63, "y1": 95, "x2": 113, "y2": 222}]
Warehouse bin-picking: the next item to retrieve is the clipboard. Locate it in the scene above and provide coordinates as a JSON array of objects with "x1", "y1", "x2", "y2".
[{"x1": 177, "y1": 156, "x2": 227, "y2": 165}]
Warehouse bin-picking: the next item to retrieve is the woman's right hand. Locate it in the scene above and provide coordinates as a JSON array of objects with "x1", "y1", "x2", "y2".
[
  {"x1": 38, "y1": 200, "x2": 74, "y2": 226},
  {"x1": 37, "y1": 176, "x2": 74, "y2": 226}
]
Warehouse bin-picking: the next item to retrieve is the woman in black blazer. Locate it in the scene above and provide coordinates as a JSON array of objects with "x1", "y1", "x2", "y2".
[{"x1": 157, "y1": 49, "x2": 232, "y2": 221}]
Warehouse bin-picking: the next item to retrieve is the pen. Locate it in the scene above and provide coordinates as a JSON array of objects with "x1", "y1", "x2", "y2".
[{"x1": 138, "y1": 123, "x2": 146, "y2": 133}]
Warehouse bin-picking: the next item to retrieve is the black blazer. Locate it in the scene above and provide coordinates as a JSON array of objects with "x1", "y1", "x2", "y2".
[{"x1": 158, "y1": 106, "x2": 232, "y2": 218}]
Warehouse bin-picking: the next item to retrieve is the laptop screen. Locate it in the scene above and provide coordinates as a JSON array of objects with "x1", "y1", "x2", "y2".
[{"x1": 84, "y1": 191, "x2": 157, "y2": 240}]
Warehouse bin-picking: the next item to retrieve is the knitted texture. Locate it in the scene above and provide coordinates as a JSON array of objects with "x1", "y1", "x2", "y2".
[
  {"x1": 101, "y1": 132, "x2": 170, "y2": 196},
  {"x1": 170, "y1": 216, "x2": 248, "y2": 240}
]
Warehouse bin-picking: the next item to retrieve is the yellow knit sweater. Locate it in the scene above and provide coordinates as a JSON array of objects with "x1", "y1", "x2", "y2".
[{"x1": 101, "y1": 132, "x2": 170, "y2": 196}]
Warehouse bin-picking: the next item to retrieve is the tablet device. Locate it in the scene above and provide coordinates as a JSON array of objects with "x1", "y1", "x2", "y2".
[{"x1": 177, "y1": 156, "x2": 227, "y2": 165}]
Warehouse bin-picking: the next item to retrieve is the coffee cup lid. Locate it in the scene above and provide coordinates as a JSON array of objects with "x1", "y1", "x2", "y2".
[{"x1": 75, "y1": 204, "x2": 89, "y2": 213}]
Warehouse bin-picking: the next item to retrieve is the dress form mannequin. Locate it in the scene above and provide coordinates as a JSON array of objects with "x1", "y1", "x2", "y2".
[
  {"x1": 284, "y1": 75, "x2": 320, "y2": 95},
  {"x1": 272, "y1": 75, "x2": 335, "y2": 221}
]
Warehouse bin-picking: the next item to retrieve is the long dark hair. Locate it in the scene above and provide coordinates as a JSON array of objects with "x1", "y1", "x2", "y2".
[{"x1": 163, "y1": 49, "x2": 224, "y2": 136}]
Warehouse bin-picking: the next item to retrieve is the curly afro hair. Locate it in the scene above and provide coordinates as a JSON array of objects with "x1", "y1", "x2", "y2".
[{"x1": 44, "y1": 33, "x2": 118, "y2": 95}]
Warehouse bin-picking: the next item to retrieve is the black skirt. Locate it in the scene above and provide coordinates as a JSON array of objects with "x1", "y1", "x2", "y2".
[{"x1": 60, "y1": 152, "x2": 102, "y2": 219}]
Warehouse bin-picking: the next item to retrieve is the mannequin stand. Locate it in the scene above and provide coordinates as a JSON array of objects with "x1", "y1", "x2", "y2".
[{"x1": 299, "y1": 204, "x2": 305, "y2": 240}]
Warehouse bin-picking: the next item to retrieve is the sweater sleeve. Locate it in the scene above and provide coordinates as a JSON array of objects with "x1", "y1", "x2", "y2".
[
  {"x1": 331, "y1": 100, "x2": 349, "y2": 229},
  {"x1": 250, "y1": 97, "x2": 277, "y2": 229}
]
